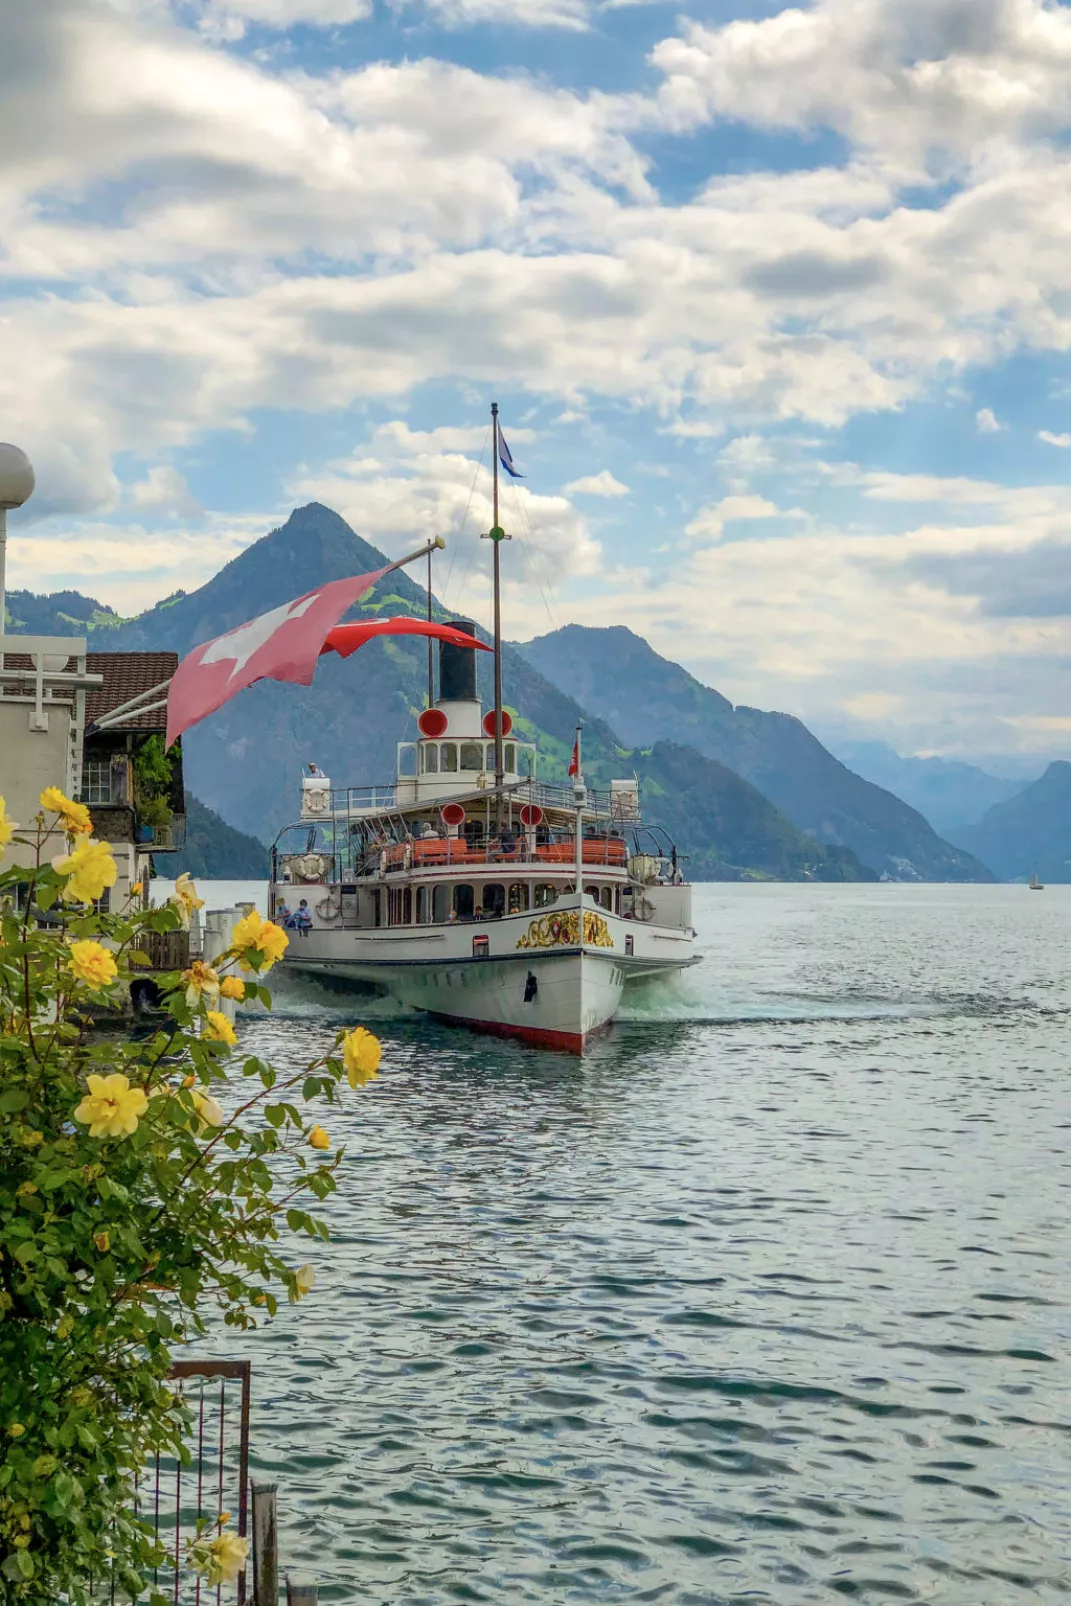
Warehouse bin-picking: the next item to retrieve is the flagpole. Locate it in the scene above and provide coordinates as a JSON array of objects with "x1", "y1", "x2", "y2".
[
  {"x1": 573, "y1": 722, "x2": 585, "y2": 911},
  {"x1": 426, "y1": 544, "x2": 434, "y2": 708},
  {"x1": 491, "y1": 400, "x2": 505, "y2": 826}
]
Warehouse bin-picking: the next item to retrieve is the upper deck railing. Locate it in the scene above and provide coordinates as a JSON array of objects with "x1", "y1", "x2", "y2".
[{"x1": 301, "y1": 778, "x2": 638, "y2": 824}]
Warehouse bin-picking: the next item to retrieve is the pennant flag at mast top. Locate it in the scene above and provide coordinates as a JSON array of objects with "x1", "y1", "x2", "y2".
[{"x1": 498, "y1": 432, "x2": 523, "y2": 479}]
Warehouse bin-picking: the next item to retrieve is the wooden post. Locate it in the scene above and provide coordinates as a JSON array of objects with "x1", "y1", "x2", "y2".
[
  {"x1": 251, "y1": 1482, "x2": 278, "y2": 1606},
  {"x1": 286, "y1": 1583, "x2": 318, "y2": 1606}
]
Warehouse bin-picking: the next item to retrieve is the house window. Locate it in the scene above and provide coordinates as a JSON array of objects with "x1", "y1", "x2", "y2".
[{"x1": 81, "y1": 757, "x2": 113, "y2": 805}]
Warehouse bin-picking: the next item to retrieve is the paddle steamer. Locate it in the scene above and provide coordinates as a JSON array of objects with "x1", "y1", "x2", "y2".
[{"x1": 269, "y1": 406, "x2": 697, "y2": 1051}]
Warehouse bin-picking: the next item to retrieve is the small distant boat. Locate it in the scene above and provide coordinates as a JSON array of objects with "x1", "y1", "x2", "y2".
[{"x1": 1030, "y1": 871, "x2": 1044, "y2": 891}]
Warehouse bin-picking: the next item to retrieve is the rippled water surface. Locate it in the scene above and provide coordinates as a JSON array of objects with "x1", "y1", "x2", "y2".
[{"x1": 201, "y1": 884, "x2": 1071, "y2": 1604}]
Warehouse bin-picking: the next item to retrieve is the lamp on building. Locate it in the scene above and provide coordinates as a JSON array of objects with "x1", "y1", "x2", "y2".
[{"x1": 0, "y1": 443, "x2": 35, "y2": 641}]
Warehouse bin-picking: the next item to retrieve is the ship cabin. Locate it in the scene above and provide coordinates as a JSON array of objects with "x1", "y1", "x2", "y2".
[{"x1": 270, "y1": 620, "x2": 688, "y2": 938}]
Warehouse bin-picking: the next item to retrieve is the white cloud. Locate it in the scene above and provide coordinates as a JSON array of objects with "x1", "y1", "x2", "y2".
[
  {"x1": 196, "y1": 0, "x2": 371, "y2": 37},
  {"x1": 562, "y1": 469, "x2": 629, "y2": 497},
  {"x1": 684, "y1": 493, "x2": 783, "y2": 542},
  {"x1": 1038, "y1": 429, "x2": 1071, "y2": 447},
  {"x1": 128, "y1": 465, "x2": 204, "y2": 519},
  {"x1": 651, "y1": 0, "x2": 1071, "y2": 174},
  {"x1": 976, "y1": 407, "x2": 1002, "y2": 433},
  {"x1": 284, "y1": 421, "x2": 602, "y2": 587},
  {"x1": 392, "y1": 0, "x2": 590, "y2": 26}
]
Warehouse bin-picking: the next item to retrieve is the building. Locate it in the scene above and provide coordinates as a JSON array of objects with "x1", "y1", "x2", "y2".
[{"x1": 0, "y1": 635, "x2": 185, "y2": 908}]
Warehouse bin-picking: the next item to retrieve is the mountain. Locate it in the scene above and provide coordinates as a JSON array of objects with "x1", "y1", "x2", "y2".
[
  {"x1": 166, "y1": 794, "x2": 268, "y2": 880},
  {"x1": 946, "y1": 762, "x2": 1071, "y2": 882},
  {"x1": 824, "y1": 739, "x2": 1026, "y2": 831},
  {"x1": 4, "y1": 588, "x2": 124, "y2": 636},
  {"x1": 517, "y1": 625, "x2": 994, "y2": 883},
  {"x1": 86, "y1": 503, "x2": 873, "y2": 881},
  {"x1": 630, "y1": 744, "x2": 873, "y2": 882}
]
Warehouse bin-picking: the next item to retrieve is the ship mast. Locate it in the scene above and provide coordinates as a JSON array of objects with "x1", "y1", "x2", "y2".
[{"x1": 489, "y1": 401, "x2": 506, "y2": 823}]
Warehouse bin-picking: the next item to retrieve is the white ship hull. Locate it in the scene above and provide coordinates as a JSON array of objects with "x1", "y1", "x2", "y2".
[{"x1": 281, "y1": 895, "x2": 695, "y2": 1053}]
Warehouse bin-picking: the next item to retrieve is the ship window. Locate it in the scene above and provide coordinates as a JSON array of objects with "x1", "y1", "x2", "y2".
[
  {"x1": 398, "y1": 744, "x2": 417, "y2": 777},
  {"x1": 441, "y1": 743, "x2": 458, "y2": 773},
  {"x1": 483, "y1": 883, "x2": 505, "y2": 918},
  {"x1": 504, "y1": 743, "x2": 516, "y2": 773},
  {"x1": 584, "y1": 884, "x2": 599, "y2": 900},
  {"x1": 433, "y1": 883, "x2": 451, "y2": 923},
  {"x1": 534, "y1": 883, "x2": 557, "y2": 909},
  {"x1": 601, "y1": 886, "x2": 613, "y2": 911},
  {"x1": 421, "y1": 743, "x2": 439, "y2": 774},
  {"x1": 454, "y1": 883, "x2": 475, "y2": 920},
  {"x1": 508, "y1": 882, "x2": 529, "y2": 914},
  {"x1": 403, "y1": 887, "x2": 412, "y2": 924},
  {"x1": 460, "y1": 741, "x2": 483, "y2": 771},
  {"x1": 625, "y1": 934, "x2": 634, "y2": 957},
  {"x1": 417, "y1": 885, "x2": 430, "y2": 924},
  {"x1": 373, "y1": 890, "x2": 382, "y2": 928}
]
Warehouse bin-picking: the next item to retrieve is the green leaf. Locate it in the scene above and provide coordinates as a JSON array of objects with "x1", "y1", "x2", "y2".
[{"x1": 0, "y1": 1088, "x2": 29, "y2": 1114}]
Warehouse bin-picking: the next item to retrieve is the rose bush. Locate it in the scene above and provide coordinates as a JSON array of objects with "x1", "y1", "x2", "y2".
[{"x1": 0, "y1": 790, "x2": 380, "y2": 1602}]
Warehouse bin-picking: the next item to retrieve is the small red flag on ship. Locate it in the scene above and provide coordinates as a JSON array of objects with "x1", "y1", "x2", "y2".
[{"x1": 568, "y1": 730, "x2": 581, "y2": 777}]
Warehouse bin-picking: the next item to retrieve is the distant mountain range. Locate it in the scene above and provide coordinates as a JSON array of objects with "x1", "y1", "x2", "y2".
[
  {"x1": 8, "y1": 505, "x2": 872, "y2": 882},
  {"x1": 946, "y1": 762, "x2": 1071, "y2": 882},
  {"x1": 824, "y1": 739, "x2": 1028, "y2": 831},
  {"x1": 9, "y1": 504, "x2": 1006, "y2": 882},
  {"x1": 518, "y1": 625, "x2": 992, "y2": 883}
]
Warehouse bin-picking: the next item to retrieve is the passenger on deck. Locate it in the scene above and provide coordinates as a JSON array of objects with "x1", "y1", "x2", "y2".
[
  {"x1": 499, "y1": 826, "x2": 517, "y2": 855},
  {"x1": 277, "y1": 901, "x2": 295, "y2": 929},
  {"x1": 295, "y1": 899, "x2": 313, "y2": 936},
  {"x1": 421, "y1": 822, "x2": 437, "y2": 839}
]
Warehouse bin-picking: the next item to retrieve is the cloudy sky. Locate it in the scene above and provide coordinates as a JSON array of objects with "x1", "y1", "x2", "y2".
[{"x1": 5, "y1": 0, "x2": 1071, "y2": 764}]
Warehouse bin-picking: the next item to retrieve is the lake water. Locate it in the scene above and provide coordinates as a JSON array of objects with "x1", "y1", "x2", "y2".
[{"x1": 174, "y1": 883, "x2": 1071, "y2": 1604}]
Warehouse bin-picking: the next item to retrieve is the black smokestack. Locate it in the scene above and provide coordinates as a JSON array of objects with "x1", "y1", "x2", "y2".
[{"x1": 439, "y1": 619, "x2": 478, "y2": 701}]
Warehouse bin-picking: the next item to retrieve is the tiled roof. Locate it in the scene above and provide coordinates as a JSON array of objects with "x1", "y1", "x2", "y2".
[{"x1": 85, "y1": 653, "x2": 178, "y2": 733}]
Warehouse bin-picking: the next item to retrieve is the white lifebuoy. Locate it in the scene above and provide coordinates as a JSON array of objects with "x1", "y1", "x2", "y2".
[{"x1": 317, "y1": 896, "x2": 342, "y2": 922}]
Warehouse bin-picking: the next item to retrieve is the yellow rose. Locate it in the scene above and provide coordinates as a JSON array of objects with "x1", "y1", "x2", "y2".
[
  {"x1": 220, "y1": 976, "x2": 245, "y2": 1001},
  {"x1": 191, "y1": 1087, "x2": 225, "y2": 1129},
  {"x1": 0, "y1": 797, "x2": 18, "y2": 858},
  {"x1": 68, "y1": 939, "x2": 118, "y2": 992},
  {"x1": 170, "y1": 872, "x2": 204, "y2": 929},
  {"x1": 230, "y1": 908, "x2": 288, "y2": 973},
  {"x1": 73, "y1": 1073, "x2": 149, "y2": 1140},
  {"x1": 203, "y1": 1010, "x2": 237, "y2": 1046},
  {"x1": 293, "y1": 1264, "x2": 316, "y2": 1302},
  {"x1": 53, "y1": 839, "x2": 118, "y2": 904},
  {"x1": 309, "y1": 1125, "x2": 330, "y2": 1151},
  {"x1": 342, "y1": 1026, "x2": 381, "y2": 1089},
  {"x1": 93, "y1": 1231, "x2": 110, "y2": 1253},
  {"x1": 190, "y1": 1531, "x2": 249, "y2": 1587},
  {"x1": 182, "y1": 960, "x2": 220, "y2": 1008},
  {"x1": 39, "y1": 786, "x2": 92, "y2": 835}
]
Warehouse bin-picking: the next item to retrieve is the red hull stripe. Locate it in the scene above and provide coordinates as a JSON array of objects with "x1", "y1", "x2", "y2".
[{"x1": 428, "y1": 1011, "x2": 610, "y2": 1055}]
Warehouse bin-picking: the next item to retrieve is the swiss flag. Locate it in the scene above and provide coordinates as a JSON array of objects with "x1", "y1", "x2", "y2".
[{"x1": 166, "y1": 567, "x2": 391, "y2": 746}]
